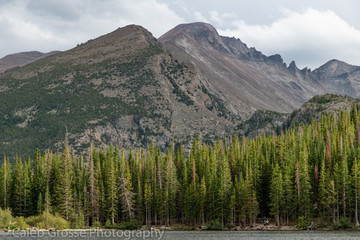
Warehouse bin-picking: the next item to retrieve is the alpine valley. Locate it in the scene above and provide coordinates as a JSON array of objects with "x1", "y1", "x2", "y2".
[{"x1": 1, "y1": 22, "x2": 360, "y2": 157}]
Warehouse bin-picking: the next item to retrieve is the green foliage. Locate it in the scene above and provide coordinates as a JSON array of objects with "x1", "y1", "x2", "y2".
[
  {"x1": 0, "y1": 45, "x2": 167, "y2": 158},
  {"x1": 204, "y1": 219, "x2": 223, "y2": 230},
  {"x1": 14, "y1": 216, "x2": 29, "y2": 230},
  {"x1": 333, "y1": 217, "x2": 352, "y2": 229},
  {"x1": 201, "y1": 86, "x2": 230, "y2": 118},
  {"x1": 92, "y1": 221, "x2": 101, "y2": 228},
  {"x1": 105, "y1": 219, "x2": 113, "y2": 229},
  {"x1": 1, "y1": 107, "x2": 360, "y2": 229},
  {"x1": 118, "y1": 218, "x2": 143, "y2": 230},
  {"x1": 71, "y1": 213, "x2": 85, "y2": 229},
  {"x1": 269, "y1": 163, "x2": 283, "y2": 225},
  {"x1": 161, "y1": 61, "x2": 194, "y2": 106},
  {"x1": 0, "y1": 208, "x2": 14, "y2": 228},
  {"x1": 308, "y1": 94, "x2": 338, "y2": 104},
  {"x1": 296, "y1": 216, "x2": 309, "y2": 229},
  {"x1": 26, "y1": 211, "x2": 69, "y2": 230}
]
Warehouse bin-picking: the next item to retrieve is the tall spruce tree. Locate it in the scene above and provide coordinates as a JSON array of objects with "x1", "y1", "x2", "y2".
[
  {"x1": 55, "y1": 147, "x2": 74, "y2": 220},
  {"x1": 270, "y1": 162, "x2": 284, "y2": 226}
]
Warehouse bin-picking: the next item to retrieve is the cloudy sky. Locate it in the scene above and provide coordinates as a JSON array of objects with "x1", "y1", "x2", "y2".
[{"x1": 1, "y1": 0, "x2": 360, "y2": 69}]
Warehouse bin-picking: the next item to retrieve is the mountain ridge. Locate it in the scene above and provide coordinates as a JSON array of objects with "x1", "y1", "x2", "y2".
[
  {"x1": 159, "y1": 22, "x2": 326, "y2": 119},
  {"x1": 1, "y1": 22, "x2": 360, "y2": 157},
  {"x1": 0, "y1": 23, "x2": 239, "y2": 157},
  {"x1": 0, "y1": 51, "x2": 60, "y2": 73}
]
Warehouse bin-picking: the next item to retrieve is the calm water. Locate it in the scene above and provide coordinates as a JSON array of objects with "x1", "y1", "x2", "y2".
[{"x1": 1, "y1": 230, "x2": 360, "y2": 240}]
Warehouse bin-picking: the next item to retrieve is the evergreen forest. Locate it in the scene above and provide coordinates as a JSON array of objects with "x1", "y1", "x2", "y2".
[{"x1": 1, "y1": 106, "x2": 360, "y2": 229}]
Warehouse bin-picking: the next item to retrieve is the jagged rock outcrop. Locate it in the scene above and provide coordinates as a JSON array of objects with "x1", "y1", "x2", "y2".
[{"x1": 159, "y1": 22, "x2": 326, "y2": 119}]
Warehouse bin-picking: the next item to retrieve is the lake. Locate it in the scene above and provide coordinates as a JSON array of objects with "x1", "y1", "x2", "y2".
[{"x1": 1, "y1": 230, "x2": 360, "y2": 240}]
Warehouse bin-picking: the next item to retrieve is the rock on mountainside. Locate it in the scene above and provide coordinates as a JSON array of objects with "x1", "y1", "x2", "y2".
[
  {"x1": 0, "y1": 25, "x2": 238, "y2": 157},
  {"x1": 236, "y1": 94, "x2": 360, "y2": 138},
  {"x1": 0, "y1": 51, "x2": 60, "y2": 73},
  {"x1": 284, "y1": 94, "x2": 360, "y2": 128},
  {"x1": 159, "y1": 22, "x2": 360, "y2": 119},
  {"x1": 159, "y1": 22, "x2": 326, "y2": 119},
  {"x1": 312, "y1": 59, "x2": 360, "y2": 97}
]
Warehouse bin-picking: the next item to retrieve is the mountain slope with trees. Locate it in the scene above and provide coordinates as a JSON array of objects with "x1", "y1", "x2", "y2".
[
  {"x1": 0, "y1": 25, "x2": 238, "y2": 158},
  {"x1": 1, "y1": 105, "x2": 360, "y2": 229},
  {"x1": 1, "y1": 23, "x2": 360, "y2": 158}
]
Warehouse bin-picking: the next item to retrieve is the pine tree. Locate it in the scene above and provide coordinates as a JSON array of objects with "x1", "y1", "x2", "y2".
[
  {"x1": 104, "y1": 150, "x2": 117, "y2": 224},
  {"x1": 318, "y1": 155, "x2": 330, "y2": 220},
  {"x1": 298, "y1": 142, "x2": 312, "y2": 218},
  {"x1": 352, "y1": 158, "x2": 360, "y2": 226},
  {"x1": 11, "y1": 156, "x2": 24, "y2": 216},
  {"x1": 244, "y1": 165, "x2": 258, "y2": 226},
  {"x1": 55, "y1": 147, "x2": 74, "y2": 220},
  {"x1": 270, "y1": 162, "x2": 284, "y2": 226},
  {"x1": 44, "y1": 185, "x2": 51, "y2": 213},
  {"x1": 200, "y1": 177, "x2": 207, "y2": 224},
  {"x1": 0, "y1": 156, "x2": 11, "y2": 209},
  {"x1": 32, "y1": 149, "x2": 46, "y2": 215},
  {"x1": 144, "y1": 181, "x2": 152, "y2": 225},
  {"x1": 283, "y1": 162, "x2": 294, "y2": 225},
  {"x1": 23, "y1": 157, "x2": 32, "y2": 216},
  {"x1": 218, "y1": 155, "x2": 232, "y2": 226},
  {"x1": 37, "y1": 192, "x2": 43, "y2": 215},
  {"x1": 119, "y1": 159, "x2": 135, "y2": 219}
]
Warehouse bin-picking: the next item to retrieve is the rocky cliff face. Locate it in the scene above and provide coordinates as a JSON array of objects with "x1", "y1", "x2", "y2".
[
  {"x1": 312, "y1": 59, "x2": 360, "y2": 97},
  {"x1": 159, "y1": 22, "x2": 326, "y2": 120}
]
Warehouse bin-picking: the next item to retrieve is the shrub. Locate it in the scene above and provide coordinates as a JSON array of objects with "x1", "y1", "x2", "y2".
[
  {"x1": 15, "y1": 216, "x2": 29, "y2": 230},
  {"x1": 333, "y1": 217, "x2": 352, "y2": 229},
  {"x1": 105, "y1": 219, "x2": 113, "y2": 229},
  {"x1": 71, "y1": 213, "x2": 85, "y2": 229},
  {"x1": 118, "y1": 218, "x2": 143, "y2": 230},
  {"x1": 92, "y1": 220, "x2": 101, "y2": 228},
  {"x1": 0, "y1": 208, "x2": 14, "y2": 228},
  {"x1": 297, "y1": 216, "x2": 309, "y2": 229},
  {"x1": 205, "y1": 219, "x2": 223, "y2": 230},
  {"x1": 26, "y1": 211, "x2": 69, "y2": 230},
  {"x1": 314, "y1": 219, "x2": 329, "y2": 228}
]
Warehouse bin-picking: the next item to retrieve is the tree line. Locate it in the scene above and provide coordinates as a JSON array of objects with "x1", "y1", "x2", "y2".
[{"x1": 1, "y1": 106, "x2": 360, "y2": 228}]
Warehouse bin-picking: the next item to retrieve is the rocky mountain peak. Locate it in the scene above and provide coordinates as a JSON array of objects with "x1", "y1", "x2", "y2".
[
  {"x1": 312, "y1": 59, "x2": 354, "y2": 79},
  {"x1": 159, "y1": 22, "x2": 231, "y2": 54},
  {"x1": 54, "y1": 24, "x2": 161, "y2": 63},
  {"x1": 76, "y1": 24, "x2": 157, "y2": 49},
  {"x1": 267, "y1": 54, "x2": 284, "y2": 65},
  {"x1": 164, "y1": 22, "x2": 220, "y2": 40},
  {"x1": 288, "y1": 60, "x2": 298, "y2": 74}
]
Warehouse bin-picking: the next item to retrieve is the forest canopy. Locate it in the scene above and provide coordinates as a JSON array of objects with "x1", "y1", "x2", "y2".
[{"x1": 1, "y1": 106, "x2": 360, "y2": 229}]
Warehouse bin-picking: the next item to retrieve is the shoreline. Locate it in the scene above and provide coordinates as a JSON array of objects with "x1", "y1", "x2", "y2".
[{"x1": 2, "y1": 225, "x2": 360, "y2": 232}]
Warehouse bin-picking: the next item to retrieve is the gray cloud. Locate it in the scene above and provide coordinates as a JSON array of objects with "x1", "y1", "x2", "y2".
[
  {"x1": 0, "y1": 0, "x2": 360, "y2": 69},
  {"x1": 27, "y1": 0, "x2": 82, "y2": 21},
  {"x1": 0, "y1": 0, "x2": 183, "y2": 57},
  {"x1": 218, "y1": 8, "x2": 360, "y2": 69}
]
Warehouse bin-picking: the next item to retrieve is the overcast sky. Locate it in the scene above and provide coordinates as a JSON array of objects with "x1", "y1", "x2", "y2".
[{"x1": 1, "y1": 0, "x2": 360, "y2": 69}]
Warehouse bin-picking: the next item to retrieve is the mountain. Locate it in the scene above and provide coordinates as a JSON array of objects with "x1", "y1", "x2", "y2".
[
  {"x1": 0, "y1": 51, "x2": 60, "y2": 73},
  {"x1": 284, "y1": 93, "x2": 360, "y2": 128},
  {"x1": 312, "y1": 59, "x2": 360, "y2": 97},
  {"x1": 0, "y1": 24, "x2": 238, "y2": 157},
  {"x1": 159, "y1": 22, "x2": 325, "y2": 119},
  {"x1": 1, "y1": 22, "x2": 360, "y2": 157},
  {"x1": 234, "y1": 93, "x2": 360, "y2": 139}
]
